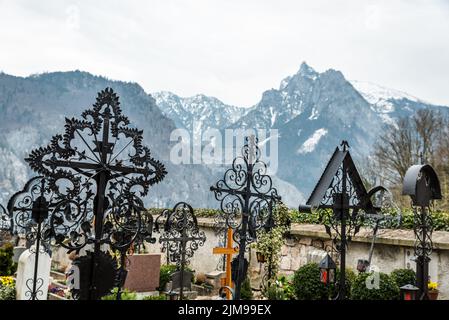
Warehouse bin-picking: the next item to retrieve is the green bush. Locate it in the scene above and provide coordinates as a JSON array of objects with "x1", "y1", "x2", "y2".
[
  {"x1": 293, "y1": 263, "x2": 328, "y2": 300},
  {"x1": 240, "y1": 278, "x2": 253, "y2": 300},
  {"x1": 0, "y1": 243, "x2": 17, "y2": 276},
  {"x1": 329, "y1": 268, "x2": 356, "y2": 299},
  {"x1": 265, "y1": 275, "x2": 295, "y2": 300},
  {"x1": 148, "y1": 207, "x2": 449, "y2": 231},
  {"x1": 101, "y1": 288, "x2": 137, "y2": 300},
  {"x1": 0, "y1": 285, "x2": 15, "y2": 300},
  {"x1": 158, "y1": 265, "x2": 195, "y2": 291},
  {"x1": 390, "y1": 269, "x2": 416, "y2": 289},
  {"x1": 158, "y1": 265, "x2": 178, "y2": 291},
  {"x1": 350, "y1": 272, "x2": 399, "y2": 300}
]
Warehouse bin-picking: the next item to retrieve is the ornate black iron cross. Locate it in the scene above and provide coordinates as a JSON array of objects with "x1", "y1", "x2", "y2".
[
  {"x1": 210, "y1": 135, "x2": 280, "y2": 300},
  {"x1": 25, "y1": 88, "x2": 167, "y2": 299},
  {"x1": 158, "y1": 202, "x2": 206, "y2": 299}
]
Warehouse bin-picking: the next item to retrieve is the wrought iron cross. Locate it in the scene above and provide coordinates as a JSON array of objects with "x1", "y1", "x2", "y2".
[
  {"x1": 159, "y1": 202, "x2": 206, "y2": 299},
  {"x1": 7, "y1": 177, "x2": 53, "y2": 300},
  {"x1": 25, "y1": 88, "x2": 167, "y2": 299},
  {"x1": 210, "y1": 135, "x2": 280, "y2": 300},
  {"x1": 298, "y1": 141, "x2": 389, "y2": 300}
]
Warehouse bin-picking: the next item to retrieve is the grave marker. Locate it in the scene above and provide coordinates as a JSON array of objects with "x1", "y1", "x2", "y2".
[
  {"x1": 15, "y1": 244, "x2": 51, "y2": 300},
  {"x1": 213, "y1": 228, "x2": 238, "y2": 299}
]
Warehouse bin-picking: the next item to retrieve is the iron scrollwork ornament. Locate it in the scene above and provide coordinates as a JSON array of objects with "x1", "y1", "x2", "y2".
[
  {"x1": 159, "y1": 202, "x2": 206, "y2": 299},
  {"x1": 402, "y1": 164, "x2": 441, "y2": 299},
  {"x1": 7, "y1": 176, "x2": 55, "y2": 300},
  {"x1": 298, "y1": 141, "x2": 392, "y2": 300},
  {"x1": 210, "y1": 135, "x2": 281, "y2": 300},
  {"x1": 25, "y1": 88, "x2": 167, "y2": 299}
]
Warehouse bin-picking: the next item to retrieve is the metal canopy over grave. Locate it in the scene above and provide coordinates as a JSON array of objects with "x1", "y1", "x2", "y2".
[
  {"x1": 25, "y1": 88, "x2": 167, "y2": 300},
  {"x1": 210, "y1": 135, "x2": 281, "y2": 300},
  {"x1": 402, "y1": 164, "x2": 441, "y2": 300},
  {"x1": 298, "y1": 141, "x2": 393, "y2": 300}
]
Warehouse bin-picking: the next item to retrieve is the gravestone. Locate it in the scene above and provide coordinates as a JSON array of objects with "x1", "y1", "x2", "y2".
[
  {"x1": 13, "y1": 246, "x2": 27, "y2": 263},
  {"x1": 124, "y1": 253, "x2": 161, "y2": 292},
  {"x1": 15, "y1": 244, "x2": 51, "y2": 300}
]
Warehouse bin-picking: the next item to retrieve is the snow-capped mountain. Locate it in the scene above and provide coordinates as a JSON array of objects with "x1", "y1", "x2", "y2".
[
  {"x1": 151, "y1": 62, "x2": 449, "y2": 200},
  {"x1": 0, "y1": 71, "x2": 219, "y2": 208},
  {"x1": 0, "y1": 64, "x2": 447, "y2": 208},
  {"x1": 152, "y1": 91, "x2": 246, "y2": 134}
]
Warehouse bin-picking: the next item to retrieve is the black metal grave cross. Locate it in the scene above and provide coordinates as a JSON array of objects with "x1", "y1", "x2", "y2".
[
  {"x1": 7, "y1": 177, "x2": 53, "y2": 300},
  {"x1": 158, "y1": 202, "x2": 206, "y2": 299},
  {"x1": 25, "y1": 88, "x2": 167, "y2": 300},
  {"x1": 298, "y1": 141, "x2": 389, "y2": 299},
  {"x1": 210, "y1": 135, "x2": 280, "y2": 300}
]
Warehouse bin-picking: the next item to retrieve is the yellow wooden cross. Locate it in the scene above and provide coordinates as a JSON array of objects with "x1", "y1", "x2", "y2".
[{"x1": 213, "y1": 228, "x2": 238, "y2": 299}]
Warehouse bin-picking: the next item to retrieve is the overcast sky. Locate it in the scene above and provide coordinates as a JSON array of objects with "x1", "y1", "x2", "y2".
[{"x1": 0, "y1": 0, "x2": 448, "y2": 107}]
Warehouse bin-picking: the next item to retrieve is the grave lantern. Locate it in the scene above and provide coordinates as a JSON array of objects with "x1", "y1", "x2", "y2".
[
  {"x1": 400, "y1": 284, "x2": 420, "y2": 301},
  {"x1": 319, "y1": 254, "x2": 336, "y2": 286},
  {"x1": 402, "y1": 164, "x2": 441, "y2": 300}
]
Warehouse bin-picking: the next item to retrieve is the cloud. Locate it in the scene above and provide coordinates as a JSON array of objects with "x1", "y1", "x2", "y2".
[{"x1": 0, "y1": 0, "x2": 448, "y2": 107}]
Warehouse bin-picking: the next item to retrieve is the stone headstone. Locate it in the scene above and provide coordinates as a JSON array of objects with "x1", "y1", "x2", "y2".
[
  {"x1": 15, "y1": 244, "x2": 51, "y2": 300},
  {"x1": 13, "y1": 246, "x2": 27, "y2": 263},
  {"x1": 171, "y1": 270, "x2": 193, "y2": 292},
  {"x1": 124, "y1": 254, "x2": 161, "y2": 292}
]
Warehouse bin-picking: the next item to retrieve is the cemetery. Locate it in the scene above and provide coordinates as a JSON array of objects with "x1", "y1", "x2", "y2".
[{"x1": 0, "y1": 87, "x2": 448, "y2": 302}]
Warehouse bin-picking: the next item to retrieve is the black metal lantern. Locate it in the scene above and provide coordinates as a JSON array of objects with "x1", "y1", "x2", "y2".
[
  {"x1": 319, "y1": 254, "x2": 336, "y2": 286},
  {"x1": 400, "y1": 284, "x2": 420, "y2": 301}
]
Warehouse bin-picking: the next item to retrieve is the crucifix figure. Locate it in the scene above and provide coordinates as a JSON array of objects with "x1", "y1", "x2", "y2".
[
  {"x1": 159, "y1": 202, "x2": 206, "y2": 299},
  {"x1": 213, "y1": 227, "x2": 238, "y2": 299},
  {"x1": 210, "y1": 135, "x2": 280, "y2": 300},
  {"x1": 25, "y1": 88, "x2": 167, "y2": 299}
]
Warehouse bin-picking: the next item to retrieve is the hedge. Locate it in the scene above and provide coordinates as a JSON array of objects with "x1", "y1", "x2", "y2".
[{"x1": 146, "y1": 208, "x2": 449, "y2": 231}]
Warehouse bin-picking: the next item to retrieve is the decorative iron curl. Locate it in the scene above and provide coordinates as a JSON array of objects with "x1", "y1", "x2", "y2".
[
  {"x1": 6, "y1": 176, "x2": 56, "y2": 245},
  {"x1": 413, "y1": 205, "x2": 433, "y2": 258},
  {"x1": 159, "y1": 202, "x2": 206, "y2": 268},
  {"x1": 210, "y1": 136, "x2": 280, "y2": 246},
  {"x1": 25, "y1": 87, "x2": 167, "y2": 200},
  {"x1": 25, "y1": 278, "x2": 44, "y2": 300}
]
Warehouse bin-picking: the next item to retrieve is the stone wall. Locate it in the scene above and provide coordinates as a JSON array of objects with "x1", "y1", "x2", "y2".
[
  {"x1": 50, "y1": 216, "x2": 449, "y2": 299},
  {"x1": 146, "y1": 217, "x2": 449, "y2": 299}
]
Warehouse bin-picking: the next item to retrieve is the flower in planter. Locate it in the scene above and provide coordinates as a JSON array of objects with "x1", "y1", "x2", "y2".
[
  {"x1": 0, "y1": 276, "x2": 15, "y2": 287},
  {"x1": 428, "y1": 281, "x2": 438, "y2": 291}
]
